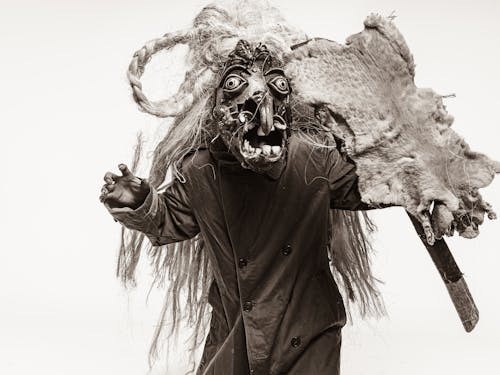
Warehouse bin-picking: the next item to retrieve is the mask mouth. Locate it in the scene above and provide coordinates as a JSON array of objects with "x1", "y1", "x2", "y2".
[
  {"x1": 237, "y1": 97, "x2": 287, "y2": 163},
  {"x1": 240, "y1": 122, "x2": 286, "y2": 161}
]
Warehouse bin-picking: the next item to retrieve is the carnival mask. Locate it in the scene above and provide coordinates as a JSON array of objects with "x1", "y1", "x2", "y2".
[{"x1": 213, "y1": 40, "x2": 292, "y2": 173}]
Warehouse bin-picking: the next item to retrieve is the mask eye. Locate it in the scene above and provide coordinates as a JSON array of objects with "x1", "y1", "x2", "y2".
[
  {"x1": 268, "y1": 76, "x2": 290, "y2": 96},
  {"x1": 222, "y1": 74, "x2": 247, "y2": 95}
]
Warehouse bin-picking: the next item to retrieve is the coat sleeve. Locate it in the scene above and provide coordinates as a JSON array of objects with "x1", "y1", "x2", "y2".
[
  {"x1": 327, "y1": 148, "x2": 385, "y2": 211},
  {"x1": 107, "y1": 179, "x2": 200, "y2": 246}
]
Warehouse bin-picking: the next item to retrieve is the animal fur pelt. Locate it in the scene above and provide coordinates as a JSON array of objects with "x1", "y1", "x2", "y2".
[{"x1": 285, "y1": 14, "x2": 500, "y2": 244}]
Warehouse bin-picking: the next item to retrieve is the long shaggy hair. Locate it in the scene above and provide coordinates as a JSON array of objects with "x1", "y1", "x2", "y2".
[{"x1": 120, "y1": 0, "x2": 384, "y2": 370}]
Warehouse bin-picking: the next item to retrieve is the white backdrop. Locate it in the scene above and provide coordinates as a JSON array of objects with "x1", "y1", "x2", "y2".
[{"x1": 1, "y1": 0, "x2": 499, "y2": 374}]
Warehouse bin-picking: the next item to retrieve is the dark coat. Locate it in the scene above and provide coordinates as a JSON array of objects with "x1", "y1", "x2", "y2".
[{"x1": 110, "y1": 135, "x2": 368, "y2": 375}]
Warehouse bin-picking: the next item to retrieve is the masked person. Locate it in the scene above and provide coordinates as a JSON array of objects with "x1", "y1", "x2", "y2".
[
  {"x1": 102, "y1": 0, "x2": 500, "y2": 373},
  {"x1": 100, "y1": 36, "x2": 386, "y2": 375}
]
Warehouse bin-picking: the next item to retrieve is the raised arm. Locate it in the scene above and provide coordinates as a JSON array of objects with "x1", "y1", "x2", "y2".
[
  {"x1": 327, "y1": 148, "x2": 390, "y2": 211},
  {"x1": 100, "y1": 164, "x2": 200, "y2": 246}
]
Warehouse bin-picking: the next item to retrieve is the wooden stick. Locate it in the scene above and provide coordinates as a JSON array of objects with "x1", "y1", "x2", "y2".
[{"x1": 407, "y1": 212, "x2": 479, "y2": 332}]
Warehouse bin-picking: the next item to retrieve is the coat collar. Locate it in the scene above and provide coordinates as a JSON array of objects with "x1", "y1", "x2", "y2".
[{"x1": 208, "y1": 137, "x2": 286, "y2": 180}]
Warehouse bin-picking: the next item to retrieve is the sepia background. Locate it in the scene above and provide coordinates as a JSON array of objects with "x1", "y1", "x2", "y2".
[{"x1": 1, "y1": 0, "x2": 499, "y2": 374}]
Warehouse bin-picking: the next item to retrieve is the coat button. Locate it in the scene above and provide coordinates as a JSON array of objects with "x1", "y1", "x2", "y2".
[
  {"x1": 281, "y1": 244, "x2": 292, "y2": 256},
  {"x1": 291, "y1": 336, "x2": 301, "y2": 348},
  {"x1": 238, "y1": 258, "x2": 248, "y2": 268},
  {"x1": 243, "y1": 301, "x2": 253, "y2": 312}
]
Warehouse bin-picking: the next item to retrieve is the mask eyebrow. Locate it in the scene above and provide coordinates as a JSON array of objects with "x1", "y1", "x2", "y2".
[
  {"x1": 264, "y1": 67, "x2": 286, "y2": 77},
  {"x1": 222, "y1": 65, "x2": 250, "y2": 77}
]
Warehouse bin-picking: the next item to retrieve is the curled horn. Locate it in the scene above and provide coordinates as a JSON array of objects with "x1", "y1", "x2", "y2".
[{"x1": 127, "y1": 29, "x2": 193, "y2": 117}]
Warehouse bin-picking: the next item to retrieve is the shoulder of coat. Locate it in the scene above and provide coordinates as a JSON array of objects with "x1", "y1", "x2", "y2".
[
  {"x1": 180, "y1": 148, "x2": 216, "y2": 178},
  {"x1": 288, "y1": 134, "x2": 330, "y2": 172}
]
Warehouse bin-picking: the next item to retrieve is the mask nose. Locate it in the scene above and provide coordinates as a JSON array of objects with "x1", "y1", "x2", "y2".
[{"x1": 252, "y1": 91, "x2": 274, "y2": 136}]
